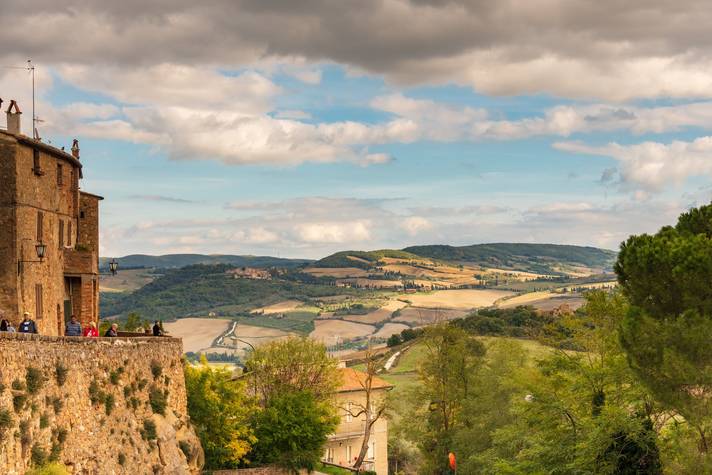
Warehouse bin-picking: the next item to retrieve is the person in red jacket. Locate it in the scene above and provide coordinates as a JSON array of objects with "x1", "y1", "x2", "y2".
[{"x1": 83, "y1": 321, "x2": 99, "y2": 337}]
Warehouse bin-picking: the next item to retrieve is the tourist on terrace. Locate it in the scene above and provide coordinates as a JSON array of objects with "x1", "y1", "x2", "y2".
[
  {"x1": 65, "y1": 315, "x2": 82, "y2": 337},
  {"x1": 83, "y1": 321, "x2": 99, "y2": 337},
  {"x1": 104, "y1": 323, "x2": 119, "y2": 337},
  {"x1": 18, "y1": 312, "x2": 37, "y2": 334},
  {"x1": 0, "y1": 314, "x2": 15, "y2": 332},
  {"x1": 152, "y1": 320, "x2": 162, "y2": 337}
]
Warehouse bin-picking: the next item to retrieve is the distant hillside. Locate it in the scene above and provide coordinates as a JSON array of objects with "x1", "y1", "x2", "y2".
[
  {"x1": 100, "y1": 264, "x2": 361, "y2": 320},
  {"x1": 404, "y1": 243, "x2": 617, "y2": 274},
  {"x1": 99, "y1": 254, "x2": 312, "y2": 270},
  {"x1": 314, "y1": 249, "x2": 421, "y2": 269}
]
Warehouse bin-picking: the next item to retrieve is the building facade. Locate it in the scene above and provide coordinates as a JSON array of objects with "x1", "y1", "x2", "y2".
[
  {"x1": 324, "y1": 367, "x2": 392, "y2": 475},
  {"x1": 0, "y1": 100, "x2": 102, "y2": 335}
]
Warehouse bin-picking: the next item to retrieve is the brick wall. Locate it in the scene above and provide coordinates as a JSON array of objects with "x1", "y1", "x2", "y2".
[
  {"x1": 0, "y1": 333, "x2": 203, "y2": 474},
  {"x1": 0, "y1": 134, "x2": 18, "y2": 317}
]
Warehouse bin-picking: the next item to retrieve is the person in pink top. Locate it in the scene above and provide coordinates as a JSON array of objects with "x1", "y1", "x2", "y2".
[{"x1": 83, "y1": 321, "x2": 99, "y2": 337}]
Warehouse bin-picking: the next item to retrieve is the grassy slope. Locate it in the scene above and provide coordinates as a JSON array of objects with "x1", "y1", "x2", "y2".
[
  {"x1": 403, "y1": 243, "x2": 617, "y2": 274},
  {"x1": 314, "y1": 249, "x2": 422, "y2": 269}
]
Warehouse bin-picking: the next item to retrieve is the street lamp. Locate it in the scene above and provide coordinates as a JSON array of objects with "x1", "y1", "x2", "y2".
[
  {"x1": 18, "y1": 240, "x2": 47, "y2": 274},
  {"x1": 109, "y1": 258, "x2": 118, "y2": 276}
]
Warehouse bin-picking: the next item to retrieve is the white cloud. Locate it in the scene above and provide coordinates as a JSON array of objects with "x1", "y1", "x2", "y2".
[
  {"x1": 295, "y1": 221, "x2": 372, "y2": 243},
  {"x1": 401, "y1": 216, "x2": 432, "y2": 236},
  {"x1": 555, "y1": 137, "x2": 712, "y2": 192}
]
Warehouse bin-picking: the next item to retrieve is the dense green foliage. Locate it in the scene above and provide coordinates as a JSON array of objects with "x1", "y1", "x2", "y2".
[
  {"x1": 100, "y1": 264, "x2": 367, "y2": 319},
  {"x1": 400, "y1": 292, "x2": 665, "y2": 474},
  {"x1": 250, "y1": 390, "x2": 339, "y2": 472},
  {"x1": 99, "y1": 253, "x2": 311, "y2": 270},
  {"x1": 404, "y1": 243, "x2": 617, "y2": 274},
  {"x1": 616, "y1": 202, "x2": 712, "y2": 458},
  {"x1": 184, "y1": 361, "x2": 256, "y2": 469}
]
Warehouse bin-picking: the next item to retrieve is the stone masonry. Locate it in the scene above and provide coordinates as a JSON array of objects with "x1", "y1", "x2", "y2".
[
  {"x1": 0, "y1": 105, "x2": 103, "y2": 335},
  {"x1": 0, "y1": 333, "x2": 203, "y2": 474}
]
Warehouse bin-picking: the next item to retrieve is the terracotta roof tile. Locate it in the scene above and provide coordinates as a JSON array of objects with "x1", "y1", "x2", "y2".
[{"x1": 338, "y1": 367, "x2": 393, "y2": 392}]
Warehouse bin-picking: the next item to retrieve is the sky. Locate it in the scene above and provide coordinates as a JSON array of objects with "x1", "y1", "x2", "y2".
[{"x1": 3, "y1": 0, "x2": 712, "y2": 259}]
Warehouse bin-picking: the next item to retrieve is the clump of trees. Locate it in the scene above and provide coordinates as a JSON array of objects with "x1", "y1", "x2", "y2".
[
  {"x1": 396, "y1": 202, "x2": 712, "y2": 473},
  {"x1": 185, "y1": 338, "x2": 341, "y2": 472}
]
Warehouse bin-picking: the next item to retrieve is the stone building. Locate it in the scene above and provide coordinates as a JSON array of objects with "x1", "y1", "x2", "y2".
[
  {"x1": 323, "y1": 367, "x2": 392, "y2": 475},
  {"x1": 0, "y1": 99, "x2": 102, "y2": 335}
]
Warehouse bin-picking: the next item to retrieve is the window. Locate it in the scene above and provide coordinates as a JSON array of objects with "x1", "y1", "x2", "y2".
[
  {"x1": 33, "y1": 149, "x2": 43, "y2": 175},
  {"x1": 325, "y1": 447, "x2": 334, "y2": 463},
  {"x1": 367, "y1": 441, "x2": 375, "y2": 460},
  {"x1": 35, "y1": 284, "x2": 43, "y2": 320},
  {"x1": 346, "y1": 402, "x2": 352, "y2": 422},
  {"x1": 36, "y1": 211, "x2": 44, "y2": 241},
  {"x1": 58, "y1": 220, "x2": 64, "y2": 249},
  {"x1": 67, "y1": 221, "x2": 72, "y2": 247},
  {"x1": 346, "y1": 445, "x2": 352, "y2": 461},
  {"x1": 57, "y1": 164, "x2": 63, "y2": 186},
  {"x1": 80, "y1": 211, "x2": 85, "y2": 219}
]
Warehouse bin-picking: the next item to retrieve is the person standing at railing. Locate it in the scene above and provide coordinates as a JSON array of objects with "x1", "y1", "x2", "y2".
[
  {"x1": 65, "y1": 315, "x2": 82, "y2": 336},
  {"x1": 83, "y1": 321, "x2": 99, "y2": 337},
  {"x1": 18, "y1": 312, "x2": 38, "y2": 334}
]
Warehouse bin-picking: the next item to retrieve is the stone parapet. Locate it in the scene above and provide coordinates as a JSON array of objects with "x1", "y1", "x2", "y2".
[{"x1": 0, "y1": 332, "x2": 202, "y2": 474}]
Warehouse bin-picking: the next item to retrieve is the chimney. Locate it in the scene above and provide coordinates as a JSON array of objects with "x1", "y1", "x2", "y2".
[
  {"x1": 6, "y1": 100, "x2": 21, "y2": 135},
  {"x1": 71, "y1": 139, "x2": 80, "y2": 159}
]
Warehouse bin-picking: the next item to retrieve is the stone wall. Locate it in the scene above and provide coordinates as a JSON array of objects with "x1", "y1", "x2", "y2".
[{"x1": 0, "y1": 333, "x2": 203, "y2": 474}]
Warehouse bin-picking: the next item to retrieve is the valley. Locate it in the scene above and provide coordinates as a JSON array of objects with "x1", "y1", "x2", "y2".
[{"x1": 100, "y1": 243, "x2": 617, "y2": 360}]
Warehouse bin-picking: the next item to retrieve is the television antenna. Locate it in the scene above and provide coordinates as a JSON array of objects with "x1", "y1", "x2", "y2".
[{"x1": 0, "y1": 59, "x2": 40, "y2": 139}]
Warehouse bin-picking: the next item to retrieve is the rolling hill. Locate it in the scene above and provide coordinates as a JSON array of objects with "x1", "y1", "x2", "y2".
[
  {"x1": 403, "y1": 243, "x2": 617, "y2": 274},
  {"x1": 99, "y1": 254, "x2": 312, "y2": 270}
]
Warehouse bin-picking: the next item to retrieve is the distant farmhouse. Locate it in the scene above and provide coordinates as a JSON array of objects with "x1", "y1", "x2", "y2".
[
  {"x1": 0, "y1": 100, "x2": 102, "y2": 334},
  {"x1": 227, "y1": 266, "x2": 271, "y2": 280},
  {"x1": 324, "y1": 366, "x2": 392, "y2": 475}
]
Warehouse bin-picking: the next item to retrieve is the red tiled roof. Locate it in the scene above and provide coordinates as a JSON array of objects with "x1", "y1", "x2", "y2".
[{"x1": 338, "y1": 367, "x2": 393, "y2": 392}]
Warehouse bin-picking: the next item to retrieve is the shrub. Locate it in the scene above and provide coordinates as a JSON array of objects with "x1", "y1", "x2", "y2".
[
  {"x1": 31, "y1": 443, "x2": 48, "y2": 467},
  {"x1": 150, "y1": 361, "x2": 163, "y2": 380},
  {"x1": 0, "y1": 409, "x2": 13, "y2": 437},
  {"x1": 104, "y1": 394, "x2": 115, "y2": 415},
  {"x1": 138, "y1": 378, "x2": 148, "y2": 391},
  {"x1": 26, "y1": 367, "x2": 44, "y2": 395},
  {"x1": 110, "y1": 368, "x2": 124, "y2": 385},
  {"x1": 123, "y1": 386, "x2": 132, "y2": 399},
  {"x1": 141, "y1": 419, "x2": 157, "y2": 441},
  {"x1": 39, "y1": 412, "x2": 49, "y2": 429},
  {"x1": 0, "y1": 382, "x2": 6, "y2": 393},
  {"x1": 118, "y1": 453, "x2": 126, "y2": 466},
  {"x1": 179, "y1": 440, "x2": 191, "y2": 458},
  {"x1": 52, "y1": 427, "x2": 68, "y2": 445},
  {"x1": 149, "y1": 386, "x2": 167, "y2": 415},
  {"x1": 88, "y1": 381, "x2": 103, "y2": 405},
  {"x1": 129, "y1": 397, "x2": 140, "y2": 411},
  {"x1": 13, "y1": 394, "x2": 27, "y2": 412},
  {"x1": 50, "y1": 397, "x2": 63, "y2": 415},
  {"x1": 55, "y1": 365, "x2": 68, "y2": 387},
  {"x1": 25, "y1": 463, "x2": 69, "y2": 475},
  {"x1": 12, "y1": 379, "x2": 25, "y2": 391},
  {"x1": 19, "y1": 419, "x2": 31, "y2": 447}
]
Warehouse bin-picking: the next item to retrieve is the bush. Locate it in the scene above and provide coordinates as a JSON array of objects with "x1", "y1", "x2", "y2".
[
  {"x1": 39, "y1": 412, "x2": 49, "y2": 429},
  {"x1": 88, "y1": 381, "x2": 103, "y2": 405},
  {"x1": 104, "y1": 394, "x2": 115, "y2": 415},
  {"x1": 25, "y1": 463, "x2": 70, "y2": 475},
  {"x1": 179, "y1": 440, "x2": 191, "y2": 458},
  {"x1": 26, "y1": 367, "x2": 44, "y2": 395},
  {"x1": 13, "y1": 394, "x2": 27, "y2": 412},
  {"x1": 149, "y1": 386, "x2": 167, "y2": 415},
  {"x1": 0, "y1": 409, "x2": 13, "y2": 437},
  {"x1": 50, "y1": 397, "x2": 63, "y2": 415},
  {"x1": 109, "y1": 369, "x2": 122, "y2": 385},
  {"x1": 19, "y1": 419, "x2": 31, "y2": 447},
  {"x1": 31, "y1": 443, "x2": 48, "y2": 466},
  {"x1": 150, "y1": 361, "x2": 162, "y2": 380},
  {"x1": 141, "y1": 419, "x2": 157, "y2": 441},
  {"x1": 55, "y1": 365, "x2": 68, "y2": 387}
]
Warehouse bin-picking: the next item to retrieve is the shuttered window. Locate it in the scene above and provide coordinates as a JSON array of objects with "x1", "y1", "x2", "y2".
[
  {"x1": 57, "y1": 164, "x2": 63, "y2": 186},
  {"x1": 36, "y1": 211, "x2": 44, "y2": 241},
  {"x1": 58, "y1": 220, "x2": 64, "y2": 249},
  {"x1": 35, "y1": 284, "x2": 43, "y2": 320},
  {"x1": 67, "y1": 221, "x2": 72, "y2": 247}
]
